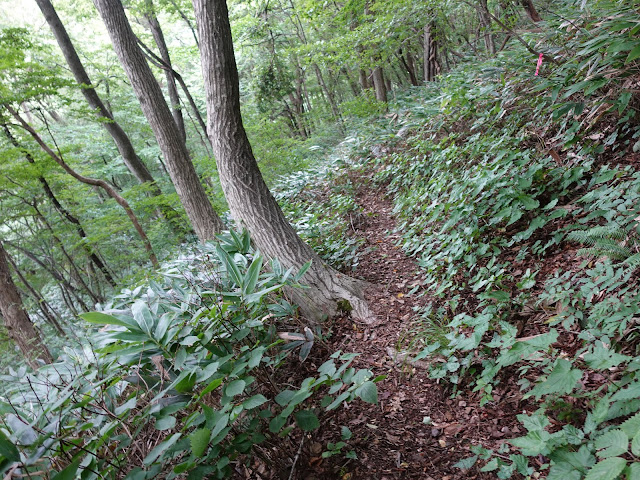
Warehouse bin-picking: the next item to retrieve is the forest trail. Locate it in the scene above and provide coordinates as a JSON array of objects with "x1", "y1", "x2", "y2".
[{"x1": 295, "y1": 168, "x2": 518, "y2": 479}]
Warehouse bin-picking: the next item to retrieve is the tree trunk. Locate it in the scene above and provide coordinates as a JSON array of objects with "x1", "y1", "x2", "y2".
[
  {"x1": 143, "y1": 0, "x2": 186, "y2": 142},
  {"x1": 521, "y1": 0, "x2": 541, "y2": 22},
  {"x1": 478, "y1": 0, "x2": 496, "y2": 56},
  {"x1": 4, "y1": 250, "x2": 65, "y2": 336},
  {"x1": 192, "y1": 0, "x2": 375, "y2": 323},
  {"x1": 358, "y1": 69, "x2": 370, "y2": 90},
  {"x1": 371, "y1": 65, "x2": 387, "y2": 103},
  {"x1": 6, "y1": 106, "x2": 160, "y2": 269},
  {"x1": 1, "y1": 123, "x2": 117, "y2": 287},
  {"x1": 0, "y1": 241, "x2": 53, "y2": 369},
  {"x1": 35, "y1": 0, "x2": 161, "y2": 188},
  {"x1": 423, "y1": 23, "x2": 440, "y2": 82},
  {"x1": 94, "y1": 0, "x2": 224, "y2": 242}
]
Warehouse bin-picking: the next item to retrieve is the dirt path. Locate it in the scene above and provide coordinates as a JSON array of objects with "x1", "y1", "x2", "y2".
[{"x1": 289, "y1": 173, "x2": 499, "y2": 480}]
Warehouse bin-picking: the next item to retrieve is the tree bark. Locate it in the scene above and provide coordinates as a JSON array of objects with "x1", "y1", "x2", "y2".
[
  {"x1": 423, "y1": 23, "x2": 440, "y2": 82},
  {"x1": 371, "y1": 66, "x2": 387, "y2": 103},
  {"x1": 477, "y1": 0, "x2": 496, "y2": 56},
  {"x1": 520, "y1": 0, "x2": 541, "y2": 22},
  {"x1": 94, "y1": 0, "x2": 225, "y2": 242},
  {"x1": 192, "y1": 0, "x2": 375, "y2": 323},
  {"x1": 4, "y1": 250, "x2": 65, "y2": 336},
  {"x1": 35, "y1": 0, "x2": 161, "y2": 188},
  {"x1": 0, "y1": 241, "x2": 53, "y2": 369},
  {"x1": 6, "y1": 106, "x2": 160, "y2": 269},
  {"x1": 143, "y1": 0, "x2": 187, "y2": 142}
]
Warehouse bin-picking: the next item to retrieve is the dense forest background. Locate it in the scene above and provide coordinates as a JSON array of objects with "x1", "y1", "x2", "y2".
[{"x1": 0, "y1": 0, "x2": 639, "y2": 478}]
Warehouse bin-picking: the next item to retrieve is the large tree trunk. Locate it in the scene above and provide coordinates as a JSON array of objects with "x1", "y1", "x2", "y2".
[
  {"x1": 478, "y1": 0, "x2": 496, "y2": 56},
  {"x1": 93, "y1": 0, "x2": 224, "y2": 241},
  {"x1": 192, "y1": 0, "x2": 374, "y2": 323},
  {"x1": 0, "y1": 241, "x2": 53, "y2": 369},
  {"x1": 35, "y1": 0, "x2": 159, "y2": 188},
  {"x1": 143, "y1": 0, "x2": 186, "y2": 142}
]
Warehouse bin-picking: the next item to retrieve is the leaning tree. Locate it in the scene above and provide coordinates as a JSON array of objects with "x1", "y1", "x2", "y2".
[{"x1": 192, "y1": 0, "x2": 374, "y2": 323}]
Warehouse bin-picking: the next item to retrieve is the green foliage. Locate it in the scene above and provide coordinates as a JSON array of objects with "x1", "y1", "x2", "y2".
[{"x1": 0, "y1": 232, "x2": 380, "y2": 478}]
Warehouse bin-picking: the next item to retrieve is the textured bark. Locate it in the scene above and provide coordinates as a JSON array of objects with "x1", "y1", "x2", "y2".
[
  {"x1": 371, "y1": 66, "x2": 387, "y2": 103},
  {"x1": 143, "y1": 0, "x2": 186, "y2": 141},
  {"x1": 193, "y1": 0, "x2": 375, "y2": 323},
  {"x1": 0, "y1": 242, "x2": 53, "y2": 369},
  {"x1": 478, "y1": 0, "x2": 496, "y2": 56},
  {"x1": 94, "y1": 0, "x2": 224, "y2": 241},
  {"x1": 7, "y1": 106, "x2": 160, "y2": 269},
  {"x1": 35, "y1": 0, "x2": 159, "y2": 188},
  {"x1": 398, "y1": 49, "x2": 419, "y2": 86},
  {"x1": 423, "y1": 23, "x2": 441, "y2": 82},
  {"x1": 4, "y1": 250, "x2": 65, "y2": 336},
  {"x1": 521, "y1": 0, "x2": 541, "y2": 22}
]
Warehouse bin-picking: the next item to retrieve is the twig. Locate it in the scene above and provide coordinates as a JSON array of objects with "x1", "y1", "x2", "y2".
[{"x1": 288, "y1": 435, "x2": 305, "y2": 480}]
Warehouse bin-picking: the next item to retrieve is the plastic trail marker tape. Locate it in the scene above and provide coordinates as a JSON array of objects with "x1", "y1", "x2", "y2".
[{"x1": 535, "y1": 53, "x2": 544, "y2": 76}]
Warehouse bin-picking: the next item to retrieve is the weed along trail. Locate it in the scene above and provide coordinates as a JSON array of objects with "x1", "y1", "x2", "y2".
[{"x1": 296, "y1": 165, "x2": 508, "y2": 480}]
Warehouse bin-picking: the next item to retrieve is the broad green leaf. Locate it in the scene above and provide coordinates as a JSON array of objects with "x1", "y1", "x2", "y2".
[
  {"x1": 243, "y1": 394, "x2": 268, "y2": 410},
  {"x1": 190, "y1": 428, "x2": 211, "y2": 458},
  {"x1": 243, "y1": 254, "x2": 263, "y2": 295},
  {"x1": 625, "y1": 45, "x2": 640, "y2": 64},
  {"x1": 132, "y1": 300, "x2": 154, "y2": 334},
  {"x1": 584, "y1": 457, "x2": 626, "y2": 480},
  {"x1": 631, "y1": 432, "x2": 640, "y2": 456},
  {"x1": 595, "y1": 429, "x2": 628, "y2": 458},
  {"x1": 200, "y1": 378, "x2": 223, "y2": 397},
  {"x1": 294, "y1": 410, "x2": 319, "y2": 431},
  {"x1": 80, "y1": 312, "x2": 132, "y2": 328},
  {"x1": 620, "y1": 411, "x2": 640, "y2": 438},
  {"x1": 155, "y1": 416, "x2": 176, "y2": 431},
  {"x1": 624, "y1": 463, "x2": 640, "y2": 478},
  {"x1": 269, "y1": 415, "x2": 286, "y2": 433},
  {"x1": 172, "y1": 371, "x2": 197, "y2": 393},
  {"x1": 211, "y1": 414, "x2": 229, "y2": 439},
  {"x1": 275, "y1": 390, "x2": 296, "y2": 406},
  {"x1": 526, "y1": 359, "x2": 582, "y2": 399},
  {"x1": 453, "y1": 455, "x2": 478, "y2": 470},
  {"x1": 0, "y1": 432, "x2": 19, "y2": 462},
  {"x1": 225, "y1": 379, "x2": 246, "y2": 397},
  {"x1": 510, "y1": 430, "x2": 550, "y2": 456},
  {"x1": 51, "y1": 459, "x2": 81, "y2": 480},
  {"x1": 356, "y1": 381, "x2": 378, "y2": 404},
  {"x1": 143, "y1": 433, "x2": 181, "y2": 465}
]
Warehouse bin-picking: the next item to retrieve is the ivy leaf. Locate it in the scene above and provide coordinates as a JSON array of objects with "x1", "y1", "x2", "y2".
[
  {"x1": 526, "y1": 359, "x2": 582, "y2": 399},
  {"x1": 595, "y1": 429, "x2": 628, "y2": 458},
  {"x1": 584, "y1": 457, "x2": 626, "y2": 480},
  {"x1": 190, "y1": 428, "x2": 211, "y2": 458},
  {"x1": 294, "y1": 410, "x2": 319, "y2": 431}
]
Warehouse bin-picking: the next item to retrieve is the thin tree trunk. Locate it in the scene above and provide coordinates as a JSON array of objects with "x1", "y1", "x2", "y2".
[
  {"x1": 0, "y1": 242, "x2": 53, "y2": 369},
  {"x1": 1, "y1": 123, "x2": 117, "y2": 286},
  {"x1": 143, "y1": 0, "x2": 186, "y2": 142},
  {"x1": 93, "y1": 0, "x2": 225, "y2": 241},
  {"x1": 371, "y1": 65, "x2": 387, "y2": 103},
  {"x1": 4, "y1": 251, "x2": 65, "y2": 336},
  {"x1": 35, "y1": 0, "x2": 161, "y2": 189},
  {"x1": 6, "y1": 106, "x2": 160, "y2": 269},
  {"x1": 193, "y1": 0, "x2": 375, "y2": 323},
  {"x1": 478, "y1": 0, "x2": 496, "y2": 55},
  {"x1": 398, "y1": 49, "x2": 419, "y2": 86},
  {"x1": 423, "y1": 22, "x2": 440, "y2": 82}
]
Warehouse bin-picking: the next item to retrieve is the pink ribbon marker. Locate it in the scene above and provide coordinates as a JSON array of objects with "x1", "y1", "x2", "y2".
[{"x1": 535, "y1": 53, "x2": 544, "y2": 76}]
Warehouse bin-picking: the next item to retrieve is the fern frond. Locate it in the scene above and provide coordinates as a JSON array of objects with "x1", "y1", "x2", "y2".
[{"x1": 623, "y1": 253, "x2": 640, "y2": 269}]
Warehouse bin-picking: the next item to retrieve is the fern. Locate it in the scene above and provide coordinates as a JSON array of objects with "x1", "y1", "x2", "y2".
[{"x1": 568, "y1": 224, "x2": 639, "y2": 267}]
